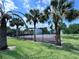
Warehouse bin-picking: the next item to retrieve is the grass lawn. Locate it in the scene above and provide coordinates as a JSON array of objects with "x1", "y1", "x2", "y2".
[{"x1": 0, "y1": 34, "x2": 79, "y2": 59}]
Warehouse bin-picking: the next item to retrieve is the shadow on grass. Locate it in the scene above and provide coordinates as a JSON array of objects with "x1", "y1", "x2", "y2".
[
  {"x1": 40, "y1": 42, "x2": 79, "y2": 55},
  {"x1": 0, "y1": 46, "x2": 44, "y2": 59},
  {"x1": 0, "y1": 47, "x2": 30, "y2": 59}
]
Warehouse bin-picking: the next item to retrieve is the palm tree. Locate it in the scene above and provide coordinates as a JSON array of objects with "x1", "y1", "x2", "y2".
[
  {"x1": 45, "y1": 0, "x2": 79, "y2": 45},
  {"x1": 0, "y1": 0, "x2": 27, "y2": 50},
  {"x1": 0, "y1": 2, "x2": 12, "y2": 50},
  {"x1": 10, "y1": 18, "x2": 24, "y2": 38},
  {"x1": 25, "y1": 9, "x2": 49, "y2": 41},
  {"x1": 0, "y1": 11, "x2": 26, "y2": 50}
]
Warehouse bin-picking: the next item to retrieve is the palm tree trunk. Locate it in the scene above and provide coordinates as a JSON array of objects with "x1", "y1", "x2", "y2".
[
  {"x1": 34, "y1": 22, "x2": 36, "y2": 41},
  {"x1": 55, "y1": 23, "x2": 61, "y2": 46},
  {"x1": 0, "y1": 18, "x2": 8, "y2": 50}
]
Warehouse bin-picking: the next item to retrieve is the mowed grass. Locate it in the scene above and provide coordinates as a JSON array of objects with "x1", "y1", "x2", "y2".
[{"x1": 0, "y1": 34, "x2": 79, "y2": 59}]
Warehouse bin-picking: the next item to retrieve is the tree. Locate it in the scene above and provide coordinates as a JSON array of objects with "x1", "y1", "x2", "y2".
[
  {"x1": 46, "y1": 0, "x2": 79, "y2": 45},
  {"x1": 63, "y1": 24, "x2": 79, "y2": 34},
  {"x1": 10, "y1": 18, "x2": 24, "y2": 38},
  {"x1": 41, "y1": 28, "x2": 50, "y2": 34},
  {"x1": 25, "y1": 9, "x2": 49, "y2": 41},
  {"x1": 7, "y1": 27, "x2": 16, "y2": 37},
  {"x1": 61, "y1": 23, "x2": 67, "y2": 30},
  {"x1": 0, "y1": 0, "x2": 27, "y2": 50},
  {"x1": 0, "y1": 0, "x2": 12, "y2": 49}
]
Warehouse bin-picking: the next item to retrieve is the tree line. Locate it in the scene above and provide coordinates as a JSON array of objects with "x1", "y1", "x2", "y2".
[{"x1": 63, "y1": 24, "x2": 79, "y2": 34}]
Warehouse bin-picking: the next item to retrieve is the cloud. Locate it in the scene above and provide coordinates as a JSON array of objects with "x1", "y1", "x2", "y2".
[
  {"x1": 36, "y1": 0, "x2": 51, "y2": 5},
  {"x1": 22, "y1": 0, "x2": 51, "y2": 12},
  {"x1": 0, "y1": 0, "x2": 18, "y2": 12},
  {"x1": 36, "y1": 0, "x2": 51, "y2": 12},
  {"x1": 42, "y1": 0, "x2": 51, "y2": 5},
  {"x1": 0, "y1": 0, "x2": 3, "y2": 8},
  {"x1": 36, "y1": 5, "x2": 45, "y2": 12},
  {"x1": 0, "y1": 0, "x2": 2, "y2": 4},
  {"x1": 22, "y1": 0, "x2": 31, "y2": 12}
]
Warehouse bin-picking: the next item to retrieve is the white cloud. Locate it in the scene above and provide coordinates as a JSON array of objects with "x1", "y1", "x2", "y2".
[
  {"x1": 0, "y1": 0, "x2": 2, "y2": 4},
  {"x1": 36, "y1": 0, "x2": 51, "y2": 5},
  {"x1": 22, "y1": 0, "x2": 51, "y2": 12},
  {"x1": 0, "y1": 0, "x2": 18, "y2": 12},
  {"x1": 22, "y1": 0, "x2": 31, "y2": 12},
  {"x1": 36, "y1": 0, "x2": 51, "y2": 12},
  {"x1": 0, "y1": 0, "x2": 3, "y2": 8},
  {"x1": 36, "y1": 5, "x2": 45, "y2": 12},
  {"x1": 42, "y1": 0, "x2": 51, "y2": 5},
  {"x1": 23, "y1": 0, "x2": 30, "y2": 9},
  {"x1": 38, "y1": 0, "x2": 41, "y2": 4}
]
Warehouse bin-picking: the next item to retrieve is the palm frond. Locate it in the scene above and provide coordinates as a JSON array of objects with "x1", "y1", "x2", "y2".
[
  {"x1": 10, "y1": 18, "x2": 24, "y2": 27},
  {"x1": 65, "y1": 9, "x2": 79, "y2": 22},
  {"x1": 25, "y1": 13, "x2": 32, "y2": 22},
  {"x1": 9, "y1": 13, "x2": 28, "y2": 28},
  {"x1": 62, "y1": 1, "x2": 74, "y2": 10},
  {"x1": 51, "y1": 0, "x2": 58, "y2": 8}
]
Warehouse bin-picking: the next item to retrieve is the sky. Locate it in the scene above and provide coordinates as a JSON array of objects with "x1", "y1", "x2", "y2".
[{"x1": 0, "y1": 0, "x2": 79, "y2": 29}]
